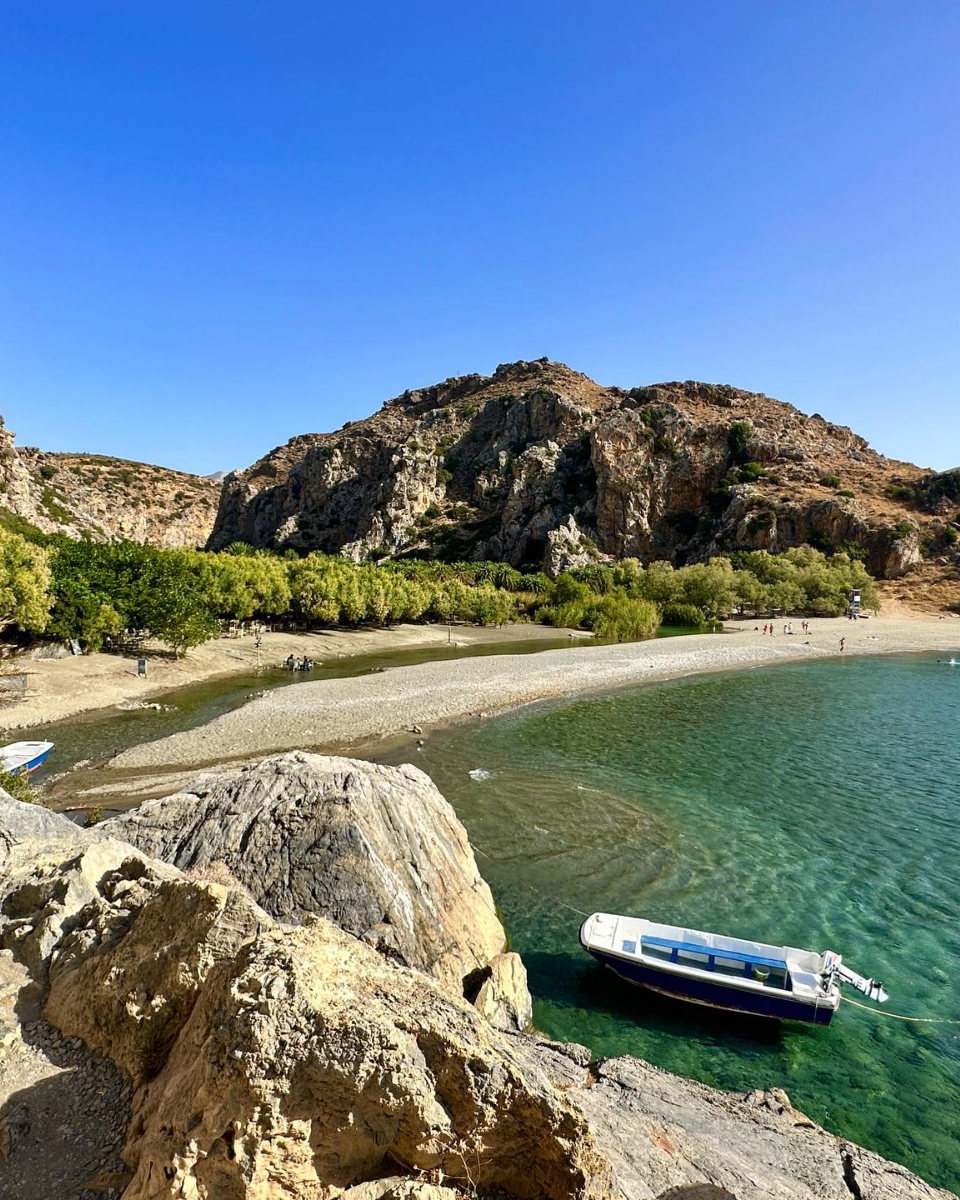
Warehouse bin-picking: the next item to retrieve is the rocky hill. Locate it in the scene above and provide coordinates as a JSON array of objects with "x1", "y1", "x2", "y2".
[
  {"x1": 0, "y1": 415, "x2": 220, "y2": 547},
  {"x1": 208, "y1": 360, "x2": 960, "y2": 594},
  {"x1": 0, "y1": 758, "x2": 951, "y2": 1199}
]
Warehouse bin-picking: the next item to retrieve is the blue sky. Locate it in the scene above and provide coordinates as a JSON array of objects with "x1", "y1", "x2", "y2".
[{"x1": 2, "y1": 2, "x2": 958, "y2": 475}]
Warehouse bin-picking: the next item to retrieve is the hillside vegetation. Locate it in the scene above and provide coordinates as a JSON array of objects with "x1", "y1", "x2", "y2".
[
  {"x1": 0, "y1": 414, "x2": 220, "y2": 547},
  {"x1": 0, "y1": 528, "x2": 878, "y2": 655},
  {"x1": 207, "y1": 360, "x2": 960, "y2": 604}
]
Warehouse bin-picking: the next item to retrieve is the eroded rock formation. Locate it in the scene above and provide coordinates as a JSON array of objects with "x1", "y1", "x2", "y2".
[
  {"x1": 0, "y1": 789, "x2": 610, "y2": 1200},
  {"x1": 102, "y1": 752, "x2": 507, "y2": 996},
  {"x1": 207, "y1": 359, "x2": 959, "y2": 583}
]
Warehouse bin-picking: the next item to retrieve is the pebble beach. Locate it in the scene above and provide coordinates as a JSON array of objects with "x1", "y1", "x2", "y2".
[{"x1": 111, "y1": 615, "x2": 960, "y2": 772}]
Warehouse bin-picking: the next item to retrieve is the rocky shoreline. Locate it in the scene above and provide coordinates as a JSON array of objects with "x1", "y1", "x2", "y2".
[{"x1": 0, "y1": 754, "x2": 952, "y2": 1198}]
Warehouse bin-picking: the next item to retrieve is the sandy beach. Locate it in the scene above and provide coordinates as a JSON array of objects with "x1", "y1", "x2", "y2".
[
  {"x1": 0, "y1": 622, "x2": 575, "y2": 732},
  {"x1": 108, "y1": 614, "x2": 960, "y2": 774}
]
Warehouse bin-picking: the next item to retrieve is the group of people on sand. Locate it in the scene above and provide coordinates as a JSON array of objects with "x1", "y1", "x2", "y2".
[
  {"x1": 756, "y1": 620, "x2": 811, "y2": 636},
  {"x1": 284, "y1": 653, "x2": 314, "y2": 672}
]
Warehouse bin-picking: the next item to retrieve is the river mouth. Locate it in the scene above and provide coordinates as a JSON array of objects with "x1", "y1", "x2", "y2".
[{"x1": 29, "y1": 626, "x2": 711, "y2": 811}]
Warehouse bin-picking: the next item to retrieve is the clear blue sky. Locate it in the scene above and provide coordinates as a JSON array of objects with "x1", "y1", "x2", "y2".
[{"x1": 2, "y1": 2, "x2": 958, "y2": 475}]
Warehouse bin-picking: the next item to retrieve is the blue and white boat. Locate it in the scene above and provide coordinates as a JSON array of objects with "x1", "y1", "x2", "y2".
[
  {"x1": 579, "y1": 912, "x2": 888, "y2": 1025},
  {"x1": 0, "y1": 740, "x2": 54, "y2": 776}
]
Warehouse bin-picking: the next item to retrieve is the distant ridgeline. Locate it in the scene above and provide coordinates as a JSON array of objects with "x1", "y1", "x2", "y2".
[
  {"x1": 0, "y1": 530, "x2": 878, "y2": 655},
  {"x1": 0, "y1": 412, "x2": 219, "y2": 548},
  {"x1": 1, "y1": 363, "x2": 957, "y2": 642},
  {"x1": 205, "y1": 359, "x2": 960, "y2": 590}
]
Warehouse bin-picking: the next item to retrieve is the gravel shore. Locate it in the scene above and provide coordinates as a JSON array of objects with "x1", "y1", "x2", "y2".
[
  {"x1": 112, "y1": 615, "x2": 960, "y2": 771},
  {"x1": 0, "y1": 621, "x2": 569, "y2": 731}
]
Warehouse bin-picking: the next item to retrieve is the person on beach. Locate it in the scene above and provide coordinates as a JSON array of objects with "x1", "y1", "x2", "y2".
[
  {"x1": 285, "y1": 654, "x2": 295, "y2": 670},
  {"x1": 840, "y1": 638, "x2": 846, "y2": 652}
]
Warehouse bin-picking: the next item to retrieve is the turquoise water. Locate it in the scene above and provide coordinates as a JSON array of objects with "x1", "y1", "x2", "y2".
[{"x1": 380, "y1": 654, "x2": 960, "y2": 1193}]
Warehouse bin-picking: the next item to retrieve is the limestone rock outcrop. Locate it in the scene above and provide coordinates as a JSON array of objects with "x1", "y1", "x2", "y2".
[
  {"x1": 468, "y1": 951, "x2": 533, "y2": 1032},
  {"x1": 0, "y1": 412, "x2": 220, "y2": 546},
  {"x1": 207, "y1": 359, "x2": 952, "y2": 581},
  {"x1": 0, "y1": 790, "x2": 613, "y2": 1200},
  {"x1": 518, "y1": 1037, "x2": 951, "y2": 1200},
  {"x1": 102, "y1": 752, "x2": 507, "y2": 996},
  {"x1": 0, "y1": 415, "x2": 38, "y2": 519}
]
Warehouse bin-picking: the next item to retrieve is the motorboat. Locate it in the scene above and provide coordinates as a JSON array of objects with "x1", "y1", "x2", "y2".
[
  {"x1": 579, "y1": 912, "x2": 888, "y2": 1025},
  {"x1": 0, "y1": 740, "x2": 54, "y2": 776}
]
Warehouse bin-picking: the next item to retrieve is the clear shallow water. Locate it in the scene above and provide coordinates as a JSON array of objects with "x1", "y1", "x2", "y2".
[
  {"x1": 380, "y1": 653, "x2": 960, "y2": 1193},
  {"x1": 22, "y1": 635, "x2": 581, "y2": 791},
  {"x1": 24, "y1": 626, "x2": 707, "y2": 796}
]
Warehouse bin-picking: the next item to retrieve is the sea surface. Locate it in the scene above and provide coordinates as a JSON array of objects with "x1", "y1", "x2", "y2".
[{"x1": 379, "y1": 653, "x2": 960, "y2": 1193}]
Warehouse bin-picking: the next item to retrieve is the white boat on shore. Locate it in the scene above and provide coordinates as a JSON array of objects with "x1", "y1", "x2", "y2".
[
  {"x1": 0, "y1": 740, "x2": 54, "y2": 776},
  {"x1": 579, "y1": 912, "x2": 888, "y2": 1025}
]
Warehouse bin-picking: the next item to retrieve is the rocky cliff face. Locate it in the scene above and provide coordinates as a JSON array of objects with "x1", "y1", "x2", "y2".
[
  {"x1": 208, "y1": 360, "x2": 959, "y2": 583},
  {"x1": 0, "y1": 775, "x2": 951, "y2": 1199},
  {"x1": 0, "y1": 414, "x2": 220, "y2": 547}
]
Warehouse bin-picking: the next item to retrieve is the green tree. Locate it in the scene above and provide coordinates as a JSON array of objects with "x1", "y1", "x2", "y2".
[{"x1": 0, "y1": 529, "x2": 51, "y2": 633}]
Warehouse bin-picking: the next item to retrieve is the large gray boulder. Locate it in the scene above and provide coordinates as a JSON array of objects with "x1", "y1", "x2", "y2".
[
  {"x1": 102, "y1": 751, "x2": 507, "y2": 996},
  {"x1": 518, "y1": 1037, "x2": 950, "y2": 1200},
  {"x1": 0, "y1": 784, "x2": 87, "y2": 867}
]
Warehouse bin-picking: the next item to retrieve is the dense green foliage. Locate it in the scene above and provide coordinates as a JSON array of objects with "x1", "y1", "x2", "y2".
[
  {"x1": 0, "y1": 529, "x2": 52, "y2": 632},
  {"x1": 0, "y1": 532, "x2": 881, "y2": 653},
  {"x1": 44, "y1": 540, "x2": 220, "y2": 653}
]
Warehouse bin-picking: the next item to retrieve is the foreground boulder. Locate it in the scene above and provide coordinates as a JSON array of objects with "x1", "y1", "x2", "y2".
[
  {"x1": 104, "y1": 752, "x2": 507, "y2": 997},
  {"x1": 1, "y1": 791, "x2": 612, "y2": 1199}
]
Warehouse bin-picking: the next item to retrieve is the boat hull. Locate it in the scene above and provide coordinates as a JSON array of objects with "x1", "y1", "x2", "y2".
[
  {"x1": 19, "y1": 748, "x2": 52, "y2": 774},
  {"x1": 584, "y1": 945, "x2": 836, "y2": 1025}
]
